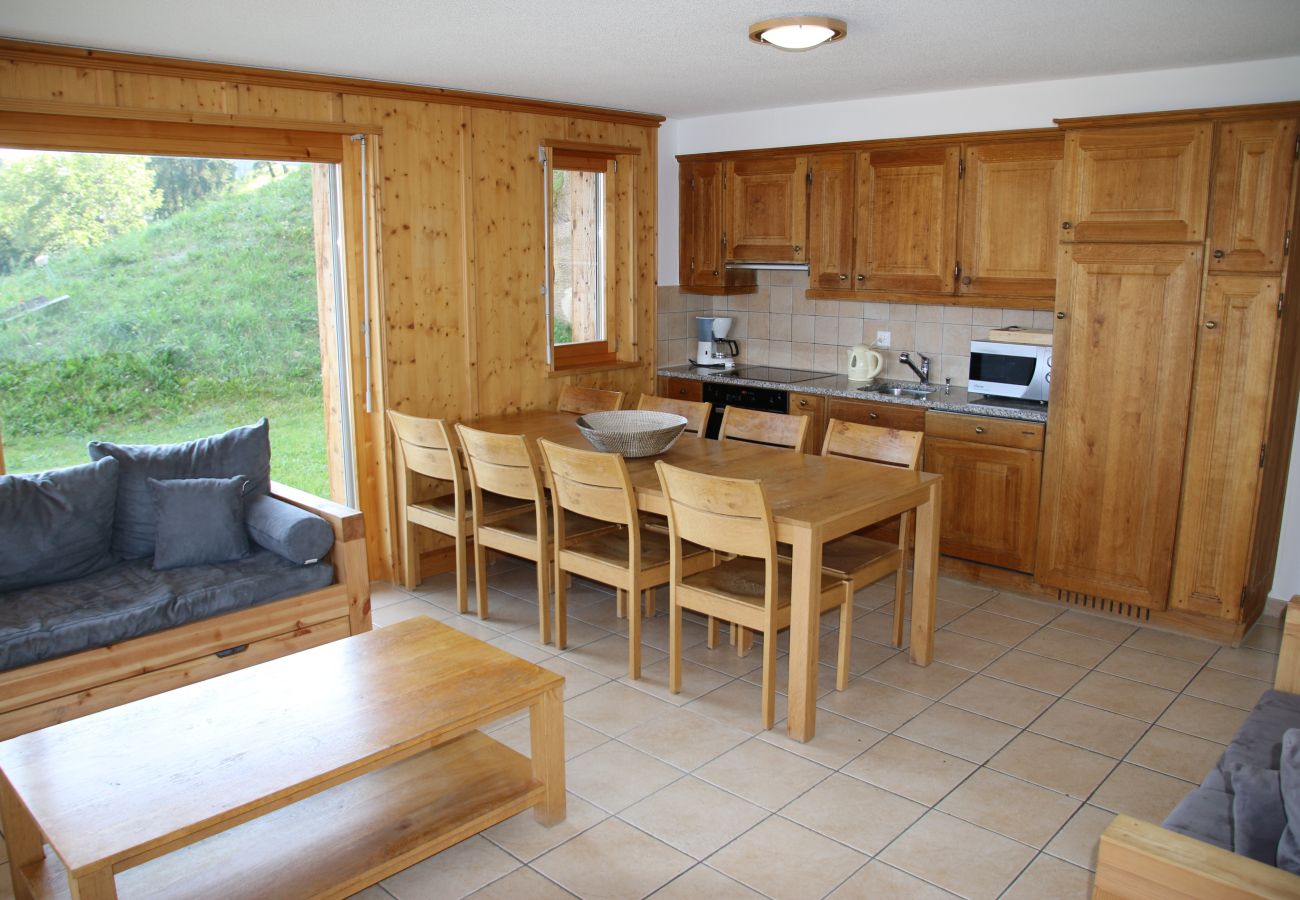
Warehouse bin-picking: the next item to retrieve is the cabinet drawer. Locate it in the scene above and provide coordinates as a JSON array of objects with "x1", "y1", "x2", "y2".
[
  {"x1": 658, "y1": 377, "x2": 702, "y2": 402},
  {"x1": 926, "y1": 411, "x2": 1044, "y2": 450},
  {"x1": 788, "y1": 393, "x2": 826, "y2": 455},
  {"x1": 826, "y1": 398, "x2": 926, "y2": 433}
]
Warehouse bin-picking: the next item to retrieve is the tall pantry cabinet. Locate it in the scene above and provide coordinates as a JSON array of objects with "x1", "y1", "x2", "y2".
[{"x1": 1037, "y1": 106, "x2": 1300, "y2": 636}]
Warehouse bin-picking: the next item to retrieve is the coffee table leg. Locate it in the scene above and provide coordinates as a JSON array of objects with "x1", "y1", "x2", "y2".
[
  {"x1": 1, "y1": 772, "x2": 43, "y2": 900},
  {"x1": 529, "y1": 684, "x2": 566, "y2": 825},
  {"x1": 69, "y1": 867, "x2": 117, "y2": 900}
]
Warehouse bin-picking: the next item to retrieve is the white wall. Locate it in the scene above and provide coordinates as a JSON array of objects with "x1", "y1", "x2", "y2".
[{"x1": 655, "y1": 55, "x2": 1300, "y2": 600}]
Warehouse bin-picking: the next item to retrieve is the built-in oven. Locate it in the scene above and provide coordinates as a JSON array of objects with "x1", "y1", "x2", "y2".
[
  {"x1": 969, "y1": 340, "x2": 1051, "y2": 403},
  {"x1": 701, "y1": 382, "x2": 789, "y2": 439}
]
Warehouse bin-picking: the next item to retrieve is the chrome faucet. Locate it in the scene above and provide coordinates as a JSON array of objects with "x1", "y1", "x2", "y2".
[{"x1": 899, "y1": 351, "x2": 930, "y2": 384}]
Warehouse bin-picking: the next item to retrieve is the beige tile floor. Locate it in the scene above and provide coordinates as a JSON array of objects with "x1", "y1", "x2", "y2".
[{"x1": 0, "y1": 561, "x2": 1283, "y2": 900}]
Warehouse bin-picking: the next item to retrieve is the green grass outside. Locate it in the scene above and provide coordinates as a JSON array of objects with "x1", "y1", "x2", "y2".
[{"x1": 0, "y1": 164, "x2": 332, "y2": 497}]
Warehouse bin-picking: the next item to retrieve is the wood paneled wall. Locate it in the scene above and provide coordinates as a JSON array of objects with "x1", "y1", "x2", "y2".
[{"x1": 0, "y1": 41, "x2": 662, "y2": 580}]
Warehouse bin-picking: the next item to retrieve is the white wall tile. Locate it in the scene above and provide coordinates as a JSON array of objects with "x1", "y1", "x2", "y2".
[
  {"x1": 770, "y1": 313, "x2": 792, "y2": 341},
  {"x1": 814, "y1": 316, "x2": 839, "y2": 344},
  {"x1": 791, "y1": 315, "x2": 815, "y2": 342}
]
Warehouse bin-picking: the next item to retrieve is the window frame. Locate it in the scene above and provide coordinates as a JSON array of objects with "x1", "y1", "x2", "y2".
[{"x1": 542, "y1": 140, "x2": 639, "y2": 372}]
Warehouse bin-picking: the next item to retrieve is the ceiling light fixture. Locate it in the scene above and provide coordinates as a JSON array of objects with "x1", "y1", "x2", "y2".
[{"x1": 748, "y1": 15, "x2": 847, "y2": 52}]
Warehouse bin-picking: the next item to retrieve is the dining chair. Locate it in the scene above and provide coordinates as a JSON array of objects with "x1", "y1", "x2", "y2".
[
  {"x1": 655, "y1": 461, "x2": 854, "y2": 729},
  {"x1": 819, "y1": 418, "x2": 924, "y2": 647},
  {"x1": 557, "y1": 385, "x2": 625, "y2": 415},
  {"x1": 718, "y1": 406, "x2": 810, "y2": 452},
  {"x1": 635, "y1": 393, "x2": 712, "y2": 437},
  {"x1": 455, "y1": 423, "x2": 608, "y2": 643},
  {"x1": 539, "y1": 439, "x2": 713, "y2": 678},
  {"x1": 388, "y1": 411, "x2": 532, "y2": 611}
]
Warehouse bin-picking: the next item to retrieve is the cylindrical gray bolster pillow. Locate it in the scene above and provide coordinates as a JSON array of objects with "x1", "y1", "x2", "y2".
[{"x1": 245, "y1": 494, "x2": 334, "y2": 565}]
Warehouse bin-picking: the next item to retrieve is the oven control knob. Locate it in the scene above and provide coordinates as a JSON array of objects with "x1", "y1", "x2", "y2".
[
  {"x1": 1046, "y1": 372, "x2": 1051, "y2": 383},
  {"x1": 1047, "y1": 356, "x2": 1052, "y2": 368}
]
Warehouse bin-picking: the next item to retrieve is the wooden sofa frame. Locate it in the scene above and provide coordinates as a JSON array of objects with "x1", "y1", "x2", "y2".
[
  {"x1": 1093, "y1": 596, "x2": 1300, "y2": 899},
  {"x1": 0, "y1": 482, "x2": 371, "y2": 741}
]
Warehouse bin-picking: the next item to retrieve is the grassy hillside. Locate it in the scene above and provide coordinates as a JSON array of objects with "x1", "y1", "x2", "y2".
[{"x1": 0, "y1": 166, "x2": 331, "y2": 495}]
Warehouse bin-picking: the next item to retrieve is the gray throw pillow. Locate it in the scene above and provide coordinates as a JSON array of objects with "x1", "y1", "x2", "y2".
[
  {"x1": 89, "y1": 419, "x2": 271, "y2": 559},
  {"x1": 1277, "y1": 729, "x2": 1300, "y2": 874},
  {"x1": 149, "y1": 476, "x2": 250, "y2": 570},
  {"x1": 245, "y1": 494, "x2": 334, "y2": 565},
  {"x1": 1227, "y1": 763, "x2": 1285, "y2": 865},
  {"x1": 0, "y1": 457, "x2": 119, "y2": 591}
]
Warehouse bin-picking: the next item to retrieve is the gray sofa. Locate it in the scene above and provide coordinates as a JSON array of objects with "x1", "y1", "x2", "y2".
[
  {"x1": 1094, "y1": 597, "x2": 1300, "y2": 898},
  {"x1": 0, "y1": 420, "x2": 370, "y2": 738}
]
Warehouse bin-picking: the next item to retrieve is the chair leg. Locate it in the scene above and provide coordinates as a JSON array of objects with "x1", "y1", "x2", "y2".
[
  {"x1": 669, "y1": 596, "x2": 682, "y2": 694},
  {"x1": 707, "y1": 615, "x2": 719, "y2": 649},
  {"x1": 892, "y1": 510, "x2": 913, "y2": 649},
  {"x1": 400, "y1": 521, "x2": 420, "y2": 591},
  {"x1": 761, "y1": 626, "x2": 777, "y2": 730},
  {"x1": 837, "y1": 584, "x2": 853, "y2": 691},
  {"x1": 628, "y1": 584, "x2": 642, "y2": 680},
  {"x1": 616, "y1": 590, "x2": 626, "y2": 619},
  {"x1": 454, "y1": 529, "x2": 470, "y2": 615},
  {"x1": 736, "y1": 625, "x2": 753, "y2": 657},
  {"x1": 554, "y1": 563, "x2": 569, "y2": 651},
  {"x1": 537, "y1": 555, "x2": 552, "y2": 645},
  {"x1": 644, "y1": 588, "x2": 656, "y2": 618},
  {"x1": 473, "y1": 537, "x2": 490, "y2": 619}
]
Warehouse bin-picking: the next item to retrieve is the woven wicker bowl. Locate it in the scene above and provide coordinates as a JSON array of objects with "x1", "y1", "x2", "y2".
[{"x1": 575, "y1": 410, "x2": 689, "y2": 458}]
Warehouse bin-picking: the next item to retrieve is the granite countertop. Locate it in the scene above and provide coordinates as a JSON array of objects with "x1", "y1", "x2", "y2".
[{"x1": 657, "y1": 365, "x2": 1049, "y2": 424}]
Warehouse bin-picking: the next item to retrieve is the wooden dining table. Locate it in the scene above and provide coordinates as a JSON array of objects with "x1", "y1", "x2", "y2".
[{"x1": 463, "y1": 410, "x2": 942, "y2": 743}]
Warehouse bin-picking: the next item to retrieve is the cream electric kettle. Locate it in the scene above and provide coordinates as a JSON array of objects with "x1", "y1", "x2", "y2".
[{"x1": 847, "y1": 344, "x2": 883, "y2": 382}]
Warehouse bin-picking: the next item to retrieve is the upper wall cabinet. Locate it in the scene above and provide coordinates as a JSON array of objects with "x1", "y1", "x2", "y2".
[
  {"x1": 807, "y1": 152, "x2": 856, "y2": 290},
  {"x1": 725, "y1": 156, "x2": 808, "y2": 262},
  {"x1": 1060, "y1": 123, "x2": 1213, "y2": 242},
  {"x1": 1207, "y1": 117, "x2": 1299, "y2": 274},
  {"x1": 804, "y1": 137, "x2": 1062, "y2": 305},
  {"x1": 678, "y1": 159, "x2": 756, "y2": 295},
  {"x1": 856, "y1": 146, "x2": 960, "y2": 294},
  {"x1": 958, "y1": 140, "x2": 1063, "y2": 299}
]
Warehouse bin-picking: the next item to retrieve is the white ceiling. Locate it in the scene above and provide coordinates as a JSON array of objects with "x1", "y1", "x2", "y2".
[{"x1": 2, "y1": 0, "x2": 1299, "y2": 119}]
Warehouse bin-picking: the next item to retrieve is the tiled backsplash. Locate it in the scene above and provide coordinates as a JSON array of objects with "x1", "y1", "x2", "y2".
[{"x1": 656, "y1": 270, "x2": 1056, "y2": 386}]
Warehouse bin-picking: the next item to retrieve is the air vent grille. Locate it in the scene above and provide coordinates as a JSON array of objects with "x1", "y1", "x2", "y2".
[{"x1": 1057, "y1": 589, "x2": 1151, "y2": 622}]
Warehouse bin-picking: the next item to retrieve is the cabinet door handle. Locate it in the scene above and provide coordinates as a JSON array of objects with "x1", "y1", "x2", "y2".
[
  {"x1": 798, "y1": 399, "x2": 809, "y2": 408},
  {"x1": 1061, "y1": 221, "x2": 1072, "y2": 230},
  {"x1": 839, "y1": 274, "x2": 848, "y2": 281},
  {"x1": 1205, "y1": 321, "x2": 1218, "y2": 330},
  {"x1": 712, "y1": 270, "x2": 719, "y2": 276},
  {"x1": 974, "y1": 426, "x2": 985, "y2": 434},
  {"x1": 856, "y1": 274, "x2": 865, "y2": 282},
  {"x1": 793, "y1": 245, "x2": 802, "y2": 253},
  {"x1": 868, "y1": 412, "x2": 879, "y2": 420},
  {"x1": 961, "y1": 276, "x2": 972, "y2": 286},
  {"x1": 1056, "y1": 311, "x2": 1066, "y2": 320},
  {"x1": 1213, "y1": 249, "x2": 1225, "y2": 259}
]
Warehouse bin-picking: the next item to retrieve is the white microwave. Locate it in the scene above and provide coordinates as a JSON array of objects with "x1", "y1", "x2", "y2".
[{"x1": 969, "y1": 340, "x2": 1051, "y2": 403}]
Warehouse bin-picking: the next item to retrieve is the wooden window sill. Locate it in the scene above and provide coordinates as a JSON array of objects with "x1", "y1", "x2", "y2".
[{"x1": 547, "y1": 359, "x2": 644, "y2": 378}]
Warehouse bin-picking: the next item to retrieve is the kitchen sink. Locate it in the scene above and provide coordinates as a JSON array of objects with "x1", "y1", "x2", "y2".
[{"x1": 861, "y1": 383, "x2": 938, "y2": 397}]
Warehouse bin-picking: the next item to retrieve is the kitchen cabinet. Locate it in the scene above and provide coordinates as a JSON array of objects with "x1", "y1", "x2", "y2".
[
  {"x1": 924, "y1": 412, "x2": 1044, "y2": 573},
  {"x1": 807, "y1": 152, "x2": 856, "y2": 290},
  {"x1": 1060, "y1": 122, "x2": 1213, "y2": 243},
  {"x1": 958, "y1": 140, "x2": 1063, "y2": 299},
  {"x1": 1207, "y1": 117, "x2": 1298, "y2": 274},
  {"x1": 1035, "y1": 242, "x2": 1203, "y2": 610},
  {"x1": 827, "y1": 396, "x2": 927, "y2": 435},
  {"x1": 724, "y1": 156, "x2": 808, "y2": 262},
  {"x1": 678, "y1": 160, "x2": 755, "y2": 295},
  {"x1": 1169, "y1": 275, "x2": 1282, "y2": 619},
  {"x1": 788, "y1": 392, "x2": 825, "y2": 455},
  {"x1": 855, "y1": 146, "x2": 960, "y2": 294},
  {"x1": 803, "y1": 138, "x2": 1061, "y2": 304},
  {"x1": 657, "y1": 376, "x2": 703, "y2": 402}
]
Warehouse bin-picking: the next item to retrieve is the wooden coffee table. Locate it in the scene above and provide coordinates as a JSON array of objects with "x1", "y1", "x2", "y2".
[{"x1": 0, "y1": 617, "x2": 565, "y2": 900}]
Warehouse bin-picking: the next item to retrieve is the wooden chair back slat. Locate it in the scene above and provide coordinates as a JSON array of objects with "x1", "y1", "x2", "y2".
[
  {"x1": 636, "y1": 394, "x2": 712, "y2": 436},
  {"x1": 557, "y1": 385, "x2": 625, "y2": 415},
  {"x1": 388, "y1": 410, "x2": 461, "y2": 482},
  {"x1": 539, "y1": 439, "x2": 637, "y2": 527},
  {"x1": 719, "y1": 406, "x2": 809, "y2": 452},
  {"x1": 455, "y1": 425, "x2": 543, "y2": 504},
  {"x1": 654, "y1": 461, "x2": 775, "y2": 561},
  {"x1": 821, "y1": 419, "x2": 923, "y2": 469}
]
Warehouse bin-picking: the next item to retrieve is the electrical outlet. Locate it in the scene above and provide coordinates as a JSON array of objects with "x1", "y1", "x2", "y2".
[{"x1": 875, "y1": 331, "x2": 891, "y2": 349}]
